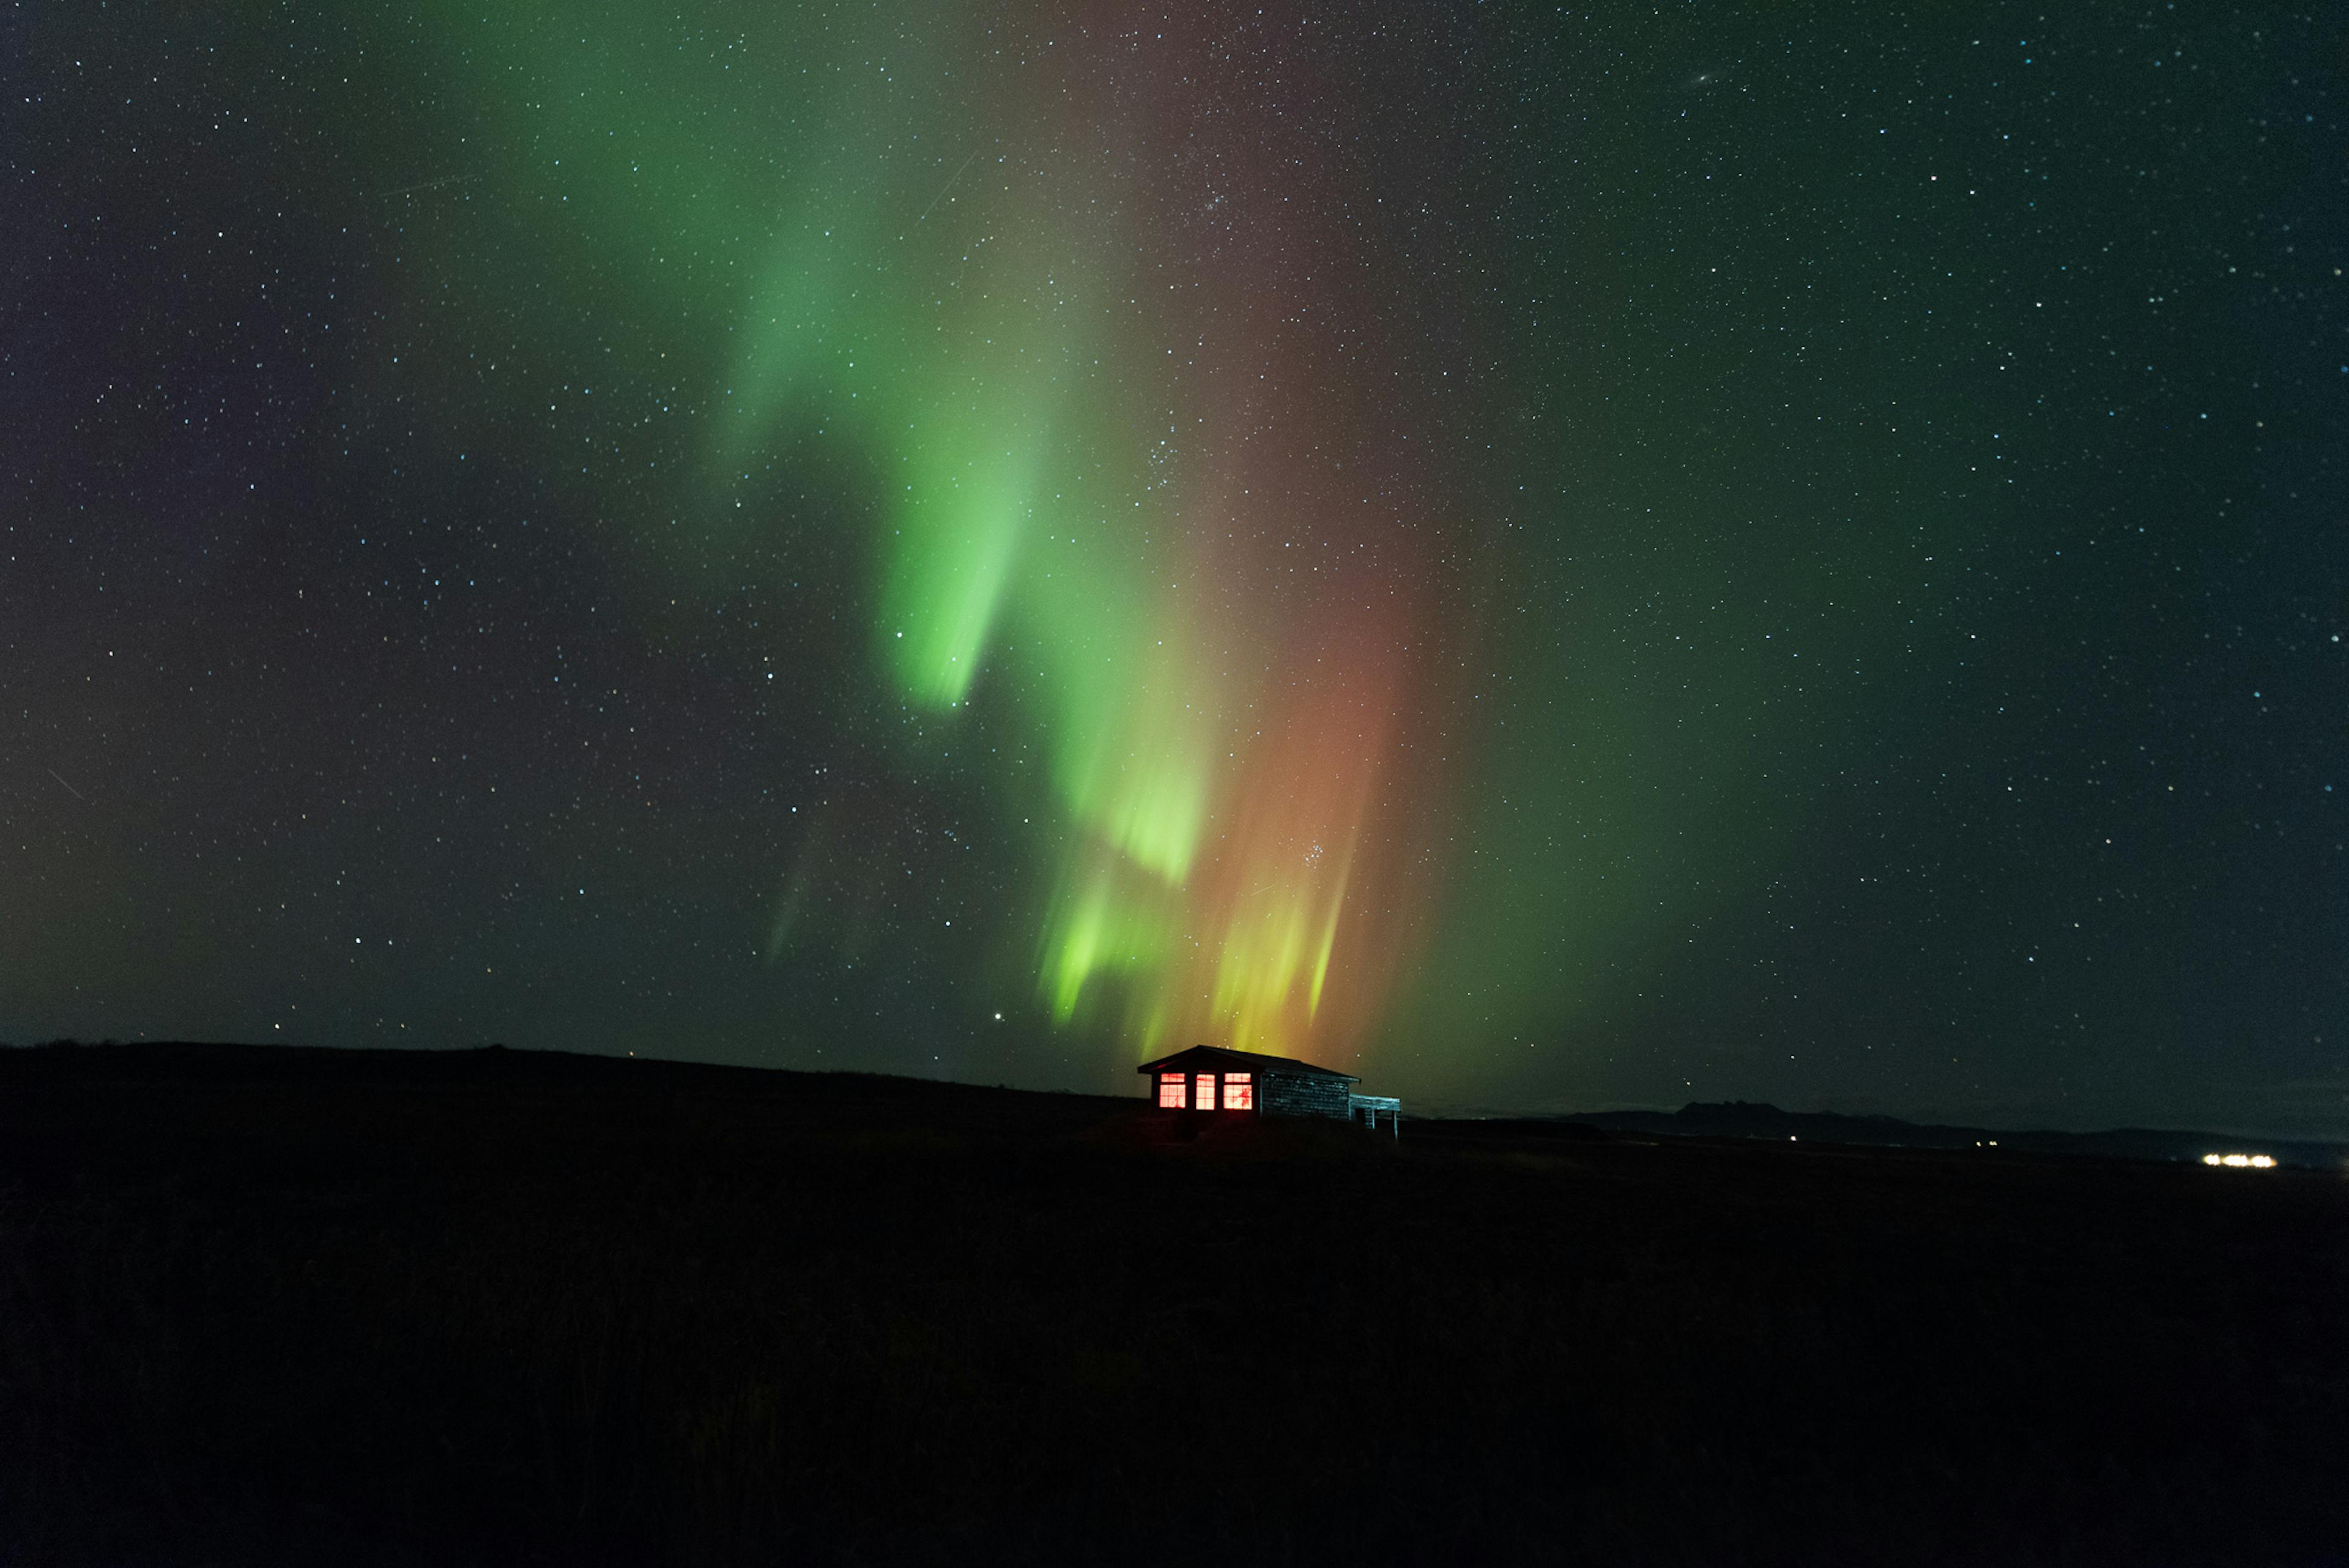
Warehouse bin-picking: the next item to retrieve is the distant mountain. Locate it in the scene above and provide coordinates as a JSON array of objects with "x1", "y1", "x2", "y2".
[{"x1": 1561, "y1": 1101, "x2": 2349, "y2": 1172}]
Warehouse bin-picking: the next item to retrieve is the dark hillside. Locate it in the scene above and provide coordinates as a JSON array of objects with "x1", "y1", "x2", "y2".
[
  {"x1": 1563, "y1": 1101, "x2": 2349, "y2": 1169},
  {"x1": 4, "y1": 1044, "x2": 2345, "y2": 1566}
]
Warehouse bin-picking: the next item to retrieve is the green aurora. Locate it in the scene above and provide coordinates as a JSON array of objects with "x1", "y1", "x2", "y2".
[
  {"x1": 13, "y1": 1, "x2": 2336, "y2": 1132},
  {"x1": 404, "y1": 0, "x2": 1493, "y2": 1067},
  {"x1": 367, "y1": 1, "x2": 2319, "y2": 1112}
]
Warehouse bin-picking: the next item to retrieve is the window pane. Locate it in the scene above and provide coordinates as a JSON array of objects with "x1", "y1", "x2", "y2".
[
  {"x1": 1196, "y1": 1073, "x2": 1216, "y2": 1110},
  {"x1": 1158, "y1": 1074, "x2": 1187, "y2": 1109},
  {"x1": 1222, "y1": 1073, "x2": 1253, "y2": 1110}
]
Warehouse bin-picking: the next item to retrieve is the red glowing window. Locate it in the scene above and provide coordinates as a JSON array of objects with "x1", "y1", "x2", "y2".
[
  {"x1": 1157, "y1": 1074, "x2": 1187, "y2": 1109},
  {"x1": 1222, "y1": 1073, "x2": 1254, "y2": 1110},
  {"x1": 1195, "y1": 1073, "x2": 1216, "y2": 1110}
]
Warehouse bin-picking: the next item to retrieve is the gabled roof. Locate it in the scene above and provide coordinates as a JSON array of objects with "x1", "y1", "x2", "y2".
[{"x1": 1135, "y1": 1044, "x2": 1359, "y2": 1082}]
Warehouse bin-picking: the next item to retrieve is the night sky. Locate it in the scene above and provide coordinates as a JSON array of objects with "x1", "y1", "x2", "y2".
[{"x1": 6, "y1": 3, "x2": 2344, "y2": 1136}]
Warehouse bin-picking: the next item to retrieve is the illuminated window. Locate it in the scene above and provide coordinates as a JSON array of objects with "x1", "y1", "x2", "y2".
[
  {"x1": 1158, "y1": 1074, "x2": 1187, "y2": 1109},
  {"x1": 1196, "y1": 1073, "x2": 1216, "y2": 1110},
  {"x1": 1222, "y1": 1073, "x2": 1253, "y2": 1110}
]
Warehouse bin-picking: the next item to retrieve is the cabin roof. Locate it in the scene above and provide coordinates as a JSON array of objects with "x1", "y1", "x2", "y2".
[{"x1": 1134, "y1": 1044, "x2": 1360, "y2": 1082}]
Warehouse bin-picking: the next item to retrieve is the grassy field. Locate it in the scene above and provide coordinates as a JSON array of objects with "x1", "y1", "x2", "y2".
[{"x1": 3, "y1": 1043, "x2": 2345, "y2": 1566}]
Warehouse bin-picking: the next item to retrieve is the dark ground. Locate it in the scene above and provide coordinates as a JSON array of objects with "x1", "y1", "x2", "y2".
[
  {"x1": 4, "y1": 1044, "x2": 2345, "y2": 1567},
  {"x1": 1563, "y1": 1102, "x2": 2349, "y2": 1171}
]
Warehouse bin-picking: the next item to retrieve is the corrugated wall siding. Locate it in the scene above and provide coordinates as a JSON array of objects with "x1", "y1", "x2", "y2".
[{"x1": 1259, "y1": 1072, "x2": 1353, "y2": 1120}]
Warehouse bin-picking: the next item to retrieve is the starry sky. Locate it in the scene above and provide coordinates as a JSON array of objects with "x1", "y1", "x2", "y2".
[{"x1": 6, "y1": 2, "x2": 2345, "y2": 1135}]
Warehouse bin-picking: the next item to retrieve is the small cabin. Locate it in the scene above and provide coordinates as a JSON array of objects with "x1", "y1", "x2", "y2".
[{"x1": 1137, "y1": 1044, "x2": 1400, "y2": 1134}]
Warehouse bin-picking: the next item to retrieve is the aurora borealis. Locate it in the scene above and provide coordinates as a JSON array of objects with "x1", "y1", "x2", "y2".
[
  {"x1": 6, "y1": 4, "x2": 2345, "y2": 1134},
  {"x1": 617, "y1": 0, "x2": 1485, "y2": 1063}
]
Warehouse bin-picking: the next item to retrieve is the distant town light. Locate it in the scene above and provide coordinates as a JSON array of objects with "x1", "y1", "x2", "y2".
[{"x1": 2202, "y1": 1153, "x2": 2277, "y2": 1169}]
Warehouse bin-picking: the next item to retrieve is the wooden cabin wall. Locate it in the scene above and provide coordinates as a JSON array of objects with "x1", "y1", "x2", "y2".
[{"x1": 1260, "y1": 1072, "x2": 1352, "y2": 1120}]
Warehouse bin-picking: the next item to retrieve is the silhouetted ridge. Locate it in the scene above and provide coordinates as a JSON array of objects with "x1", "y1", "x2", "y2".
[{"x1": 1561, "y1": 1101, "x2": 2348, "y2": 1170}]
